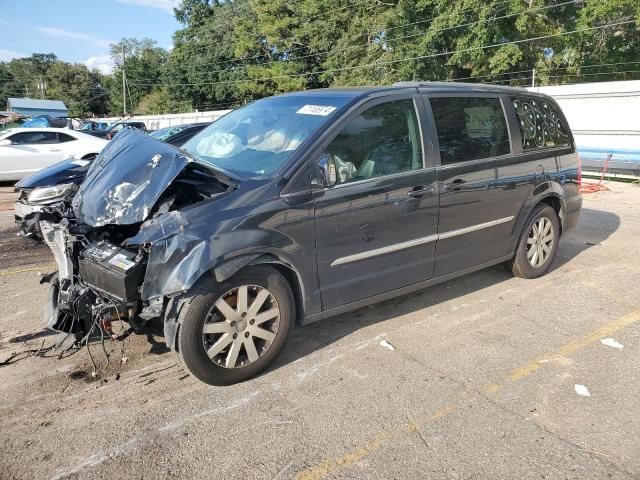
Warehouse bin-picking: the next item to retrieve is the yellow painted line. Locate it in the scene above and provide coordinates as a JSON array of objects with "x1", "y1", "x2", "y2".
[
  {"x1": 510, "y1": 308, "x2": 640, "y2": 381},
  {"x1": 297, "y1": 404, "x2": 459, "y2": 480},
  {"x1": 0, "y1": 264, "x2": 56, "y2": 277},
  {"x1": 296, "y1": 309, "x2": 640, "y2": 480}
]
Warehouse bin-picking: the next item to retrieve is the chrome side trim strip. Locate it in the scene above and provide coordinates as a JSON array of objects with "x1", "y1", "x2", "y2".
[
  {"x1": 437, "y1": 216, "x2": 514, "y2": 240},
  {"x1": 330, "y1": 216, "x2": 514, "y2": 267},
  {"x1": 330, "y1": 234, "x2": 439, "y2": 267}
]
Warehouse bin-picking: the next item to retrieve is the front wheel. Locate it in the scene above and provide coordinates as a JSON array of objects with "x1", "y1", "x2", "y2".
[
  {"x1": 509, "y1": 204, "x2": 560, "y2": 279},
  {"x1": 177, "y1": 265, "x2": 294, "y2": 386}
]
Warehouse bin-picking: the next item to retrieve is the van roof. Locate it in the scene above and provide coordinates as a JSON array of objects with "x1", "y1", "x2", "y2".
[{"x1": 280, "y1": 81, "x2": 539, "y2": 99}]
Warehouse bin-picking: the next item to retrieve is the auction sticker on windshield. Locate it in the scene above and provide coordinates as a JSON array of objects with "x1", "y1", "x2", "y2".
[{"x1": 296, "y1": 105, "x2": 337, "y2": 116}]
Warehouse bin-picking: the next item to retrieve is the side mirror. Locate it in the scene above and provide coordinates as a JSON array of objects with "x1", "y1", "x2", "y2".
[
  {"x1": 0, "y1": 139, "x2": 11, "y2": 146},
  {"x1": 315, "y1": 154, "x2": 338, "y2": 188}
]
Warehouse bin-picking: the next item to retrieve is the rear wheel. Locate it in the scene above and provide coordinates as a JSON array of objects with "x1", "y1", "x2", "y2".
[
  {"x1": 177, "y1": 265, "x2": 294, "y2": 386},
  {"x1": 509, "y1": 204, "x2": 560, "y2": 279}
]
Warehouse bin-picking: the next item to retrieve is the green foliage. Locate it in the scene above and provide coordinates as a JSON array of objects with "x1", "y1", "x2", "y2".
[
  {"x1": 45, "y1": 62, "x2": 109, "y2": 116},
  {"x1": 0, "y1": 53, "x2": 108, "y2": 117},
  {"x1": 109, "y1": 38, "x2": 168, "y2": 115},
  {"x1": 136, "y1": 88, "x2": 192, "y2": 114},
  {"x1": 157, "y1": 0, "x2": 639, "y2": 109}
]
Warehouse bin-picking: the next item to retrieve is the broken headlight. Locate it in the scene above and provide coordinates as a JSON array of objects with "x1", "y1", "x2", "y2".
[{"x1": 27, "y1": 183, "x2": 77, "y2": 205}]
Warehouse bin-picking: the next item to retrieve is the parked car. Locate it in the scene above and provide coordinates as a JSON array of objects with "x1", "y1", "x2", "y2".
[
  {"x1": 150, "y1": 122, "x2": 211, "y2": 146},
  {"x1": 0, "y1": 128, "x2": 107, "y2": 182},
  {"x1": 85, "y1": 121, "x2": 147, "y2": 140},
  {"x1": 80, "y1": 121, "x2": 110, "y2": 131},
  {"x1": 30, "y1": 83, "x2": 581, "y2": 386},
  {"x1": 13, "y1": 123, "x2": 211, "y2": 225}
]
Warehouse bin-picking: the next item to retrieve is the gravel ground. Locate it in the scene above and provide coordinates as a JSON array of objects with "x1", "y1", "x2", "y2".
[{"x1": 0, "y1": 182, "x2": 639, "y2": 480}]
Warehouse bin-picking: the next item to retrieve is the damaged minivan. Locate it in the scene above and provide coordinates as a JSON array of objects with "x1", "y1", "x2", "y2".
[{"x1": 31, "y1": 83, "x2": 582, "y2": 385}]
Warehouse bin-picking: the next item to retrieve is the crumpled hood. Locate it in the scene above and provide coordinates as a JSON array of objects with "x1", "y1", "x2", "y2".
[{"x1": 72, "y1": 129, "x2": 193, "y2": 227}]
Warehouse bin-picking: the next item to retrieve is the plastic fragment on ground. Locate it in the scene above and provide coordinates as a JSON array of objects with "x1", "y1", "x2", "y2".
[
  {"x1": 600, "y1": 338, "x2": 623, "y2": 349},
  {"x1": 379, "y1": 339, "x2": 396, "y2": 351},
  {"x1": 575, "y1": 384, "x2": 591, "y2": 397}
]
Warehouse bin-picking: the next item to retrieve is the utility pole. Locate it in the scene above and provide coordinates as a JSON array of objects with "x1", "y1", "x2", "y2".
[
  {"x1": 122, "y1": 44, "x2": 127, "y2": 116},
  {"x1": 531, "y1": 68, "x2": 536, "y2": 88},
  {"x1": 38, "y1": 75, "x2": 45, "y2": 99}
]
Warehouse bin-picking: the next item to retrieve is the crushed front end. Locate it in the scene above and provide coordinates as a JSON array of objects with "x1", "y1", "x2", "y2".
[
  {"x1": 41, "y1": 218, "x2": 144, "y2": 338},
  {"x1": 36, "y1": 129, "x2": 234, "y2": 345}
]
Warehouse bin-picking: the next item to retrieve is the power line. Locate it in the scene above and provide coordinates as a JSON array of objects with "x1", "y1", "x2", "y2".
[
  {"x1": 547, "y1": 69, "x2": 640, "y2": 79},
  {"x1": 139, "y1": 0, "x2": 578, "y2": 83},
  {"x1": 551, "y1": 60, "x2": 640, "y2": 70},
  {"x1": 171, "y1": 0, "x2": 514, "y2": 69},
  {"x1": 123, "y1": 0, "x2": 580, "y2": 84},
  {"x1": 129, "y1": 19, "x2": 636, "y2": 88},
  {"x1": 170, "y1": 0, "x2": 381, "y2": 65}
]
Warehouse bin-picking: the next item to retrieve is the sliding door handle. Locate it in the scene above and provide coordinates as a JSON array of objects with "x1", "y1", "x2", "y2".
[{"x1": 444, "y1": 179, "x2": 466, "y2": 192}]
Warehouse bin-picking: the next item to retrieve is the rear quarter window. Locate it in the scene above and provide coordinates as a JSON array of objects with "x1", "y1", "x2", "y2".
[
  {"x1": 511, "y1": 96, "x2": 571, "y2": 150},
  {"x1": 57, "y1": 133, "x2": 77, "y2": 143}
]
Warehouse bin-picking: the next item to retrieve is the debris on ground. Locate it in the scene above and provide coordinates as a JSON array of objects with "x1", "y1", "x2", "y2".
[
  {"x1": 600, "y1": 337, "x2": 623, "y2": 349},
  {"x1": 575, "y1": 384, "x2": 591, "y2": 397},
  {"x1": 379, "y1": 339, "x2": 396, "y2": 351}
]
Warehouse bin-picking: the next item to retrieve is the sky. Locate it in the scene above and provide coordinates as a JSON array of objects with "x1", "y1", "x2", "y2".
[{"x1": 0, "y1": 0, "x2": 181, "y2": 74}]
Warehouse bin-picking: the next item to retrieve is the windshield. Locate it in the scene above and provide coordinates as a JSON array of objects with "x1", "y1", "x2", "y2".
[
  {"x1": 181, "y1": 95, "x2": 352, "y2": 178},
  {"x1": 151, "y1": 125, "x2": 188, "y2": 141}
]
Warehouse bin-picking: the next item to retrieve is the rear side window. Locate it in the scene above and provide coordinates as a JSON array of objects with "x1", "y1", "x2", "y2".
[
  {"x1": 511, "y1": 96, "x2": 571, "y2": 150},
  {"x1": 57, "y1": 133, "x2": 76, "y2": 143},
  {"x1": 7, "y1": 131, "x2": 58, "y2": 145},
  {"x1": 430, "y1": 97, "x2": 510, "y2": 165}
]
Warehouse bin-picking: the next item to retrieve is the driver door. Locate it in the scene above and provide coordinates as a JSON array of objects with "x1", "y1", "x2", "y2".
[{"x1": 313, "y1": 95, "x2": 439, "y2": 311}]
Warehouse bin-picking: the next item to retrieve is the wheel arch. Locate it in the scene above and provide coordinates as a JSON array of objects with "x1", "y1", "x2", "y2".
[
  {"x1": 162, "y1": 252, "x2": 307, "y2": 353},
  {"x1": 511, "y1": 186, "x2": 567, "y2": 254},
  {"x1": 209, "y1": 252, "x2": 306, "y2": 325}
]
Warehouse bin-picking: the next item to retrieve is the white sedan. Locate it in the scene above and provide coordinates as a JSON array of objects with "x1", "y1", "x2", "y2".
[{"x1": 0, "y1": 128, "x2": 107, "y2": 181}]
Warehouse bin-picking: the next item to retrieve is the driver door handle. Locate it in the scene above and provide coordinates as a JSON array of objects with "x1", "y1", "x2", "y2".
[
  {"x1": 48, "y1": 148, "x2": 61, "y2": 152},
  {"x1": 407, "y1": 185, "x2": 435, "y2": 198}
]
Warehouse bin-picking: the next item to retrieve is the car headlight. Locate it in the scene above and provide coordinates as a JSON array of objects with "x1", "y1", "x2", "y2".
[{"x1": 27, "y1": 183, "x2": 77, "y2": 205}]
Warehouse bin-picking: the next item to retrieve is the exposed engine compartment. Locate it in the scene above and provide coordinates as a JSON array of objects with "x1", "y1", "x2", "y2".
[{"x1": 32, "y1": 130, "x2": 234, "y2": 343}]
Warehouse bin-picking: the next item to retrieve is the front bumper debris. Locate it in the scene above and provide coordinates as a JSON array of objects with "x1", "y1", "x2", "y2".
[{"x1": 14, "y1": 201, "x2": 43, "y2": 221}]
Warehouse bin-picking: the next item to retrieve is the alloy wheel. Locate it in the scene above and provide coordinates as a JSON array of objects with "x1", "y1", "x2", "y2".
[
  {"x1": 526, "y1": 216, "x2": 554, "y2": 268},
  {"x1": 202, "y1": 285, "x2": 280, "y2": 369}
]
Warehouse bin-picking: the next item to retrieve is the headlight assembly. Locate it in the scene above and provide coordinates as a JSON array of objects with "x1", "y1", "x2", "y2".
[{"x1": 27, "y1": 183, "x2": 77, "y2": 205}]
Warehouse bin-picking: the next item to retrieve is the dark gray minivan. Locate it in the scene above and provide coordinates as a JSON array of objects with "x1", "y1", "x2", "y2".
[{"x1": 39, "y1": 82, "x2": 581, "y2": 385}]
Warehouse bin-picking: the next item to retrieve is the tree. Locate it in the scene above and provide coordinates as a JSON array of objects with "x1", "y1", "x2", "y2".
[
  {"x1": 165, "y1": 0, "x2": 252, "y2": 110},
  {"x1": 136, "y1": 88, "x2": 192, "y2": 114},
  {"x1": 109, "y1": 38, "x2": 168, "y2": 115},
  {"x1": 45, "y1": 62, "x2": 109, "y2": 116}
]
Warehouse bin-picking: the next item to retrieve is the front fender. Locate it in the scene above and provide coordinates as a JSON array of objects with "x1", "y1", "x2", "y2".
[{"x1": 130, "y1": 210, "x2": 306, "y2": 302}]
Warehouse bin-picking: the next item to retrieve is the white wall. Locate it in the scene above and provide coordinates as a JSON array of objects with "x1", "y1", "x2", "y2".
[
  {"x1": 527, "y1": 80, "x2": 640, "y2": 150},
  {"x1": 102, "y1": 110, "x2": 232, "y2": 130}
]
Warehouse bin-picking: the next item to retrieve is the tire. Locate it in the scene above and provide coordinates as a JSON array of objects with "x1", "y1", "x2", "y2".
[
  {"x1": 177, "y1": 265, "x2": 294, "y2": 386},
  {"x1": 509, "y1": 204, "x2": 560, "y2": 279}
]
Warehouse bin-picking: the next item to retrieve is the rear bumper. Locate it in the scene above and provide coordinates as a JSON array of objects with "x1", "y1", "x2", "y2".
[{"x1": 564, "y1": 194, "x2": 582, "y2": 234}]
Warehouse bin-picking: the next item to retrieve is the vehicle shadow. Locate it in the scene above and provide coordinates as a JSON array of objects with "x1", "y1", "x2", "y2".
[{"x1": 270, "y1": 207, "x2": 620, "y2": 372}]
